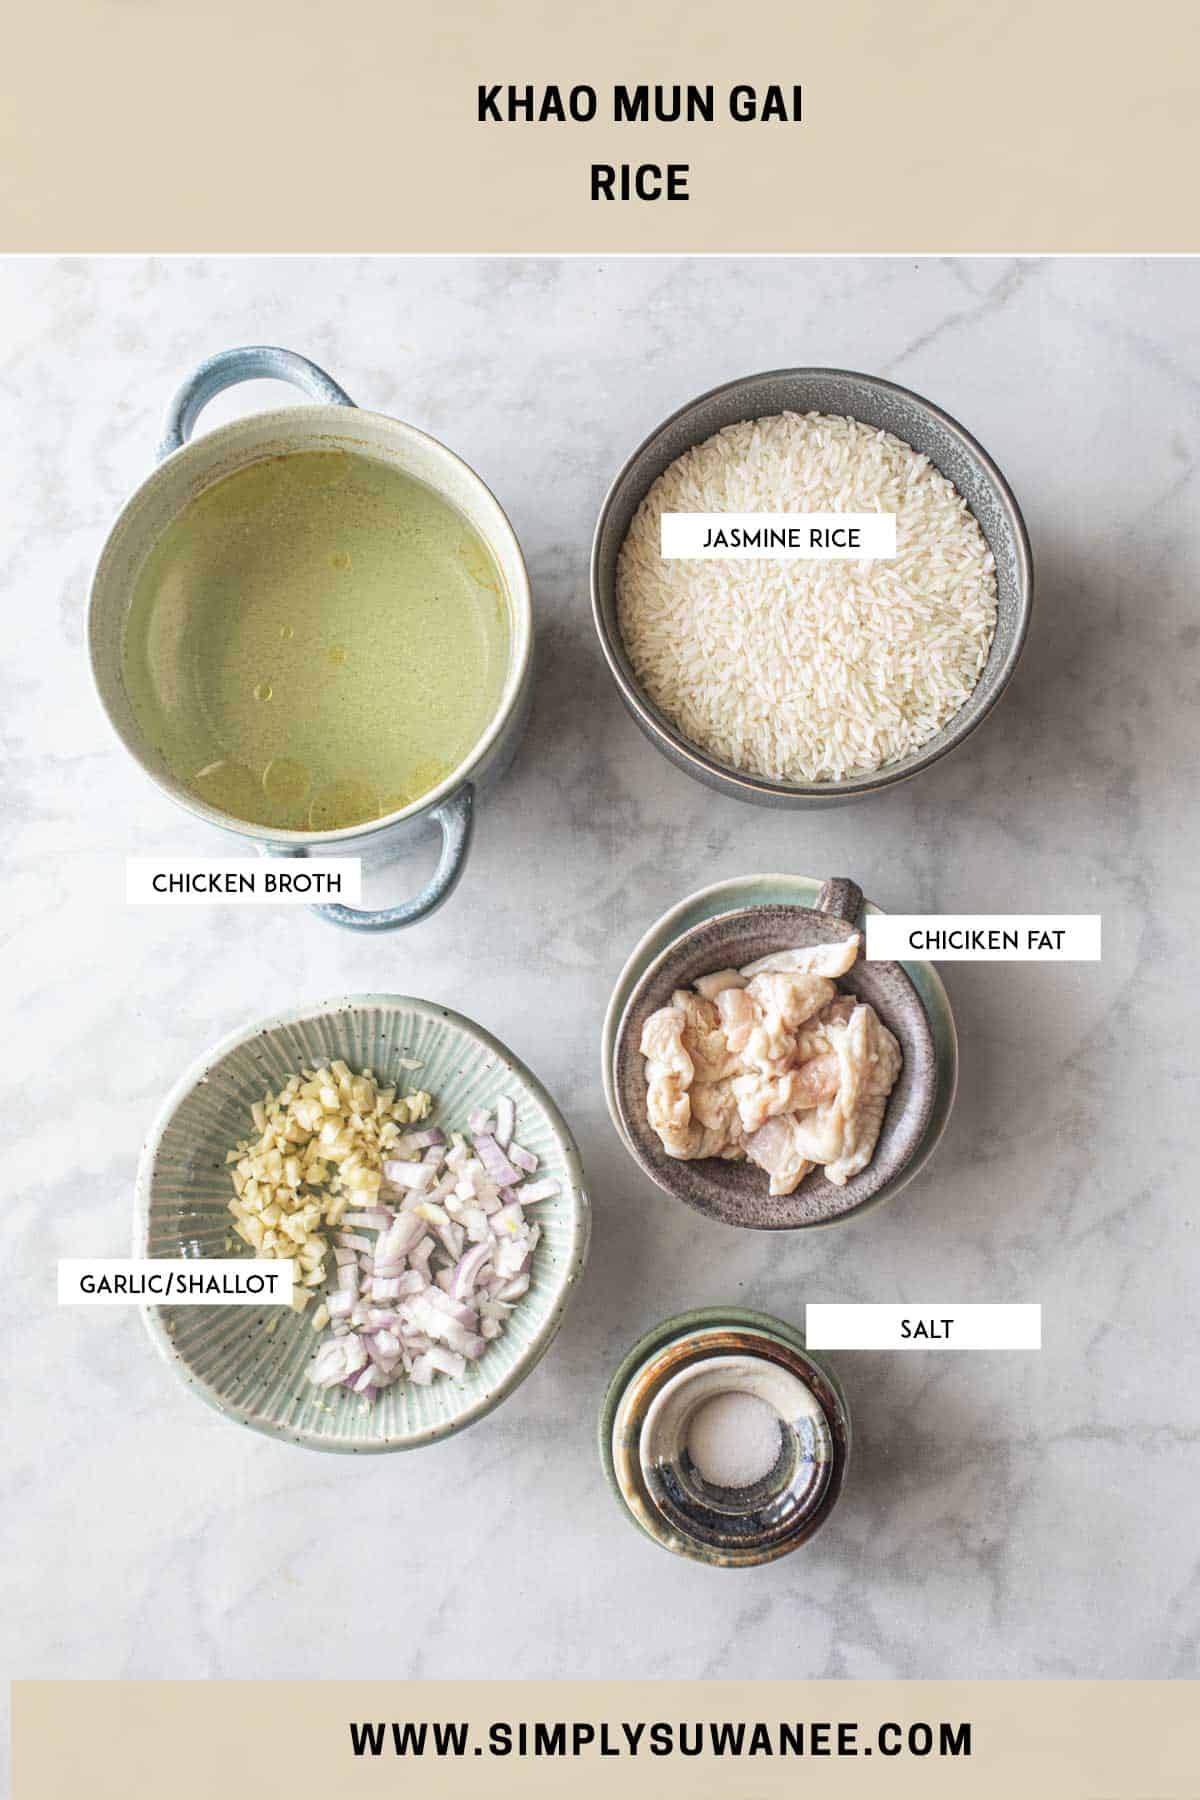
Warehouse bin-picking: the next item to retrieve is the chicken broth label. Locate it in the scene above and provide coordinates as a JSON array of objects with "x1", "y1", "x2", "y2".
[
  {"x1": 865, "y1": 915, "x2": 1102, "y2": 961},
  {"x1": 806, "y1": 1304, "x2": 1042, "y2": 1351},
  {"x1": 125, "y1": 857, "x2": 362, "y2": 905}
]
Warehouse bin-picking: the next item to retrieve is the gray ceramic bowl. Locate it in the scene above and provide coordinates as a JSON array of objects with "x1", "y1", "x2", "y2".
[
  {"x1": 613, "y1": 879, "x2": 937, "y2": 1228},
  {"x1": 591, "y1": 367, "x2": 1033, "y2": 806}
]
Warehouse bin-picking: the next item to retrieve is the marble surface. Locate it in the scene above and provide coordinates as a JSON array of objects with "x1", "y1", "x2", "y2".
[{"x1": 3, "y1": 256, "x2": 1198, "y2": 1684}]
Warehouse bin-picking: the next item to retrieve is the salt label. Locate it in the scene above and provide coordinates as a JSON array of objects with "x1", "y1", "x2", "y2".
[{"x1": 806, "y1": 1303, "x2": 1042, "y2": 1350}]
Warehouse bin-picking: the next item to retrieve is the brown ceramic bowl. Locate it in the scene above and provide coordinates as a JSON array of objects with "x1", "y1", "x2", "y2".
[{"x1": 613, "y1": 879, "x2": 937, "y2": 1229}]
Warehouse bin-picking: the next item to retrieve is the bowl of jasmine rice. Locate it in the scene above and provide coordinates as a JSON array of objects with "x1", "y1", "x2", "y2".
[{"x1": 591, "y1": 368, "x2": 1033, "y2": 805}]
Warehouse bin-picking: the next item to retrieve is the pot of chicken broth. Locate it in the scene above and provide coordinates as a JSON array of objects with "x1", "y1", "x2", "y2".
[{"x1": 89, "y1": 347, "x2": 533, "y2": 928}]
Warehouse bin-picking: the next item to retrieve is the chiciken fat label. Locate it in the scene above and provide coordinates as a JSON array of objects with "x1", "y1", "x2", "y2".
[{"x1": 865, "y1": 915, "x2": 1101, "y2": 961}]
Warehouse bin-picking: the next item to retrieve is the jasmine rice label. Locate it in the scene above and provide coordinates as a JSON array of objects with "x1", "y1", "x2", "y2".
[{"x1": 660, "y1": 512, "x2": 897, "y2": 559}]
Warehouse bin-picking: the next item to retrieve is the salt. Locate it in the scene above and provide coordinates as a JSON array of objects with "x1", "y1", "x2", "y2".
[{"x1": 687, "y1": 1391, "x2": 782, "y2": 1489}]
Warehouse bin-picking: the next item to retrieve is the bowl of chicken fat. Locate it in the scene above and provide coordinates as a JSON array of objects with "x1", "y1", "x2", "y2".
[{"x1": 611, "y1": 878, "x2": 944, "y2": 1229}]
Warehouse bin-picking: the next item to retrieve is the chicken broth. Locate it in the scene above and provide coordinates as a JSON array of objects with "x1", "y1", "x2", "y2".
[{"x1": 122, "y1": 450, "x2": 510, "y2": 831}]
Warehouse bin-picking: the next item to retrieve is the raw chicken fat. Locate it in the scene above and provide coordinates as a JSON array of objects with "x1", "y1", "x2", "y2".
[{"x1": 640, "y1": 931, "x2": 901, "y2": 1195}]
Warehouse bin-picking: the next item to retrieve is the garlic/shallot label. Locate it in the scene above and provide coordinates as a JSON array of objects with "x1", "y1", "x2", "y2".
[
  {"x1": 865, "y1": 914, "x2": 1102, "y2": 961},
  {"x1": 806, "y1": 1303, "x2": 1041, "y2": 1350},
  {"x1": 659, "y1": 512, "x2": 897, "y2": 559},
  {"x1": 58, "y1": 1258, "x2": 294, "y2": 1305},
  {"x1": 125, "y1": 856, "x2": 362, "y2": 905}
]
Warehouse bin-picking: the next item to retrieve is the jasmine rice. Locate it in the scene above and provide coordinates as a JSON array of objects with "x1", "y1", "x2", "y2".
[{"x1": 616, "y1": 412, "x2": 998, "y2": 783}]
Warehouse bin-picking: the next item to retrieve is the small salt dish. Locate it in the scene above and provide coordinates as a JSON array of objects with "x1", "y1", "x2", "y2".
[{"x1": 600, "y1": 1308, "x2": 851, "y2": 1566}]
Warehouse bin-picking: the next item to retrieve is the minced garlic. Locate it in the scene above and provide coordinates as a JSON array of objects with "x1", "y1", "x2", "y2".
[{"x1": 225, "y1": 1060, "x2": 431, "y2": 1309}]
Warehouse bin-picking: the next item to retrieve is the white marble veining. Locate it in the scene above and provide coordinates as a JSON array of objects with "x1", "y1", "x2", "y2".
[{"x1": 2, "y1": 256, "x2": 1198, "y2": 1684}]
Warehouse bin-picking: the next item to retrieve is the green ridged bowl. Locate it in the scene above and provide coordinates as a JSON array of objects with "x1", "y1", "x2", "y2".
[{"x1": 134, "y1": 995, "x2": 590, "y2": 1452}]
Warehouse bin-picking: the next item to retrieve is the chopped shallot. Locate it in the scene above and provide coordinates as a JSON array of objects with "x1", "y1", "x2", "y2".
[
  {"x1": 473, "y1": 1133, "x2": 524, "y2": 1188},
  {"x1": 307, "y1": 1088, "x2": 555, "y2": 1403},
  {"x1": 517, "y1": 1178, "x2": 560, "y2": 1205},
  {"x1": 382, "y1": 1158, "x2": 437, "y2": 1194},
  {"x1": 494, "y1": 1095, "x2": 516, "y2": 1149}
]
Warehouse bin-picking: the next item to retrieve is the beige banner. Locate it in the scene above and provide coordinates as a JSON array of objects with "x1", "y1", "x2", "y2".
[
  {"x1": 11, "y1": 1680, "x2": 1199, "y2": 1798},
  {"x1": 3, "y1": 0, "x2": 1199, "y2": 251}
]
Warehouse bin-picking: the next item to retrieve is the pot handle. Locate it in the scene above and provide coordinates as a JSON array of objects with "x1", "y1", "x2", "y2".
[
  {"x1": 815, "y1": 877, "x2": 864, "y2": 924},
  {"x1": 157, "y1": 346, "x2": 355, "y2": 461},
  {"x1": 263, "y1": 786, "x2": 475, "y2": 931}
]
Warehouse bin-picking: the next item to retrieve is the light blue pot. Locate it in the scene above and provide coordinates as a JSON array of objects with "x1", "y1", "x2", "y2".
[{"x1": 88, "y1": 347, "x2": 534, "y2": 929}]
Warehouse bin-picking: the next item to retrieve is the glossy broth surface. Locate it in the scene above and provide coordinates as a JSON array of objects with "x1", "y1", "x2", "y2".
[{"x1": 122, "y1": 450, "x2": 509, "y2": 830}]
